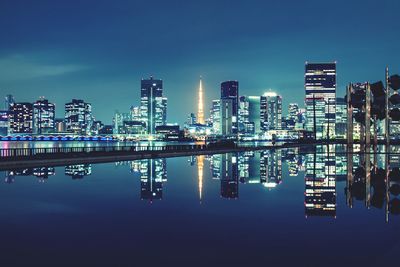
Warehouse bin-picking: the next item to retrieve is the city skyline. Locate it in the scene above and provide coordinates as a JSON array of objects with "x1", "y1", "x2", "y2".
[{"x1": 1, "y1": 0, "x2": 400, "y2": 124}]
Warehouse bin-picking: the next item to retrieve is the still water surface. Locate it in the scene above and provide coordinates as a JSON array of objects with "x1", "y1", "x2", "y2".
[{"x1": 0, "y1": 145, "x2": 399, "y2": 266}]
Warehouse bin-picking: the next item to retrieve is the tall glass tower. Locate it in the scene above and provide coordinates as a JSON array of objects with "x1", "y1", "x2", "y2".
[
  {"x1": 221, "y1": 81, "x2": 239, "y2": 135},
  {"x1": 305, "y1": 62, "x2": 336, "y2": 139},
  {"x1": 140, "y1": 76, "x2": 167, "y2": 135}
]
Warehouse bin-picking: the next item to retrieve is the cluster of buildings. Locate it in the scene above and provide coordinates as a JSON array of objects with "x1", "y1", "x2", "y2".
[
  {"x1": 0, "y1": 62, "x2": 361, "y2": 141},
  {"x1": 0, "y1": 95, "x2": 113, "y2": 136}
]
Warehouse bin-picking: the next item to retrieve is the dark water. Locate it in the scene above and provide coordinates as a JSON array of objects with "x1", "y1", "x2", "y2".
[{"x1": 0, "y1": 145, "x2": 399, "y2": 267}]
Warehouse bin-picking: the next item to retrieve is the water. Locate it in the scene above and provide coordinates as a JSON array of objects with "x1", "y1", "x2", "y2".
[{"x1": 0, "y1": 145, "x2": 399, "y2": 266}]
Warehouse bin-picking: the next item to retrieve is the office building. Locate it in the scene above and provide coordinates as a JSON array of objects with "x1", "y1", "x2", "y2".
[
  {"x1": 260, "y1": 92, "x2": 282, "y2": 131},
  {"x1": 221, "y1": 81, "x2": 239, "y2": 134},
  {"x1": 140, "y1": 76, "x2": 167, "y2": 135},
  {"x1": 210, "y1": 99, "x2": 220, "y2": 134},
  {"x1": 220, "y1": 98, "x2": 233, "y2": 135},
  {"x1": 9, "y1": 102, "x2": 33, "y2": 134},
  {"x1": 65, "y1": 99, "x2": 93, "y2": 135},
  {"x1": 0, "y1": 110, "x2": 9, "y2": 135},
  {"x1": 33, "y1": 98, "x2": 55, "y2": 134},
  {"x1": 335, "y1": 97, "x2": 347, "y2": 138},
  {"x1": 305, "y1": 62, "x2": 336, "y2": 139}
]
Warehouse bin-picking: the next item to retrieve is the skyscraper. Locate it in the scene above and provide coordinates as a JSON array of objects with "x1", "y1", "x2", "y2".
[
  {"x1": 260, "y1": 92, "x2": 282, "y2": 132},
  {"x1": 140, "y1": 76, "x2": 167, "y2": 135},
  {"x1": 65, "y1": 99, "x2": 92, "y2": 135},
  {"x1": 220, "y1": 98, "x2": 233, "y2": 135},
  {"x1": 335, "y1": 97, "x2": 347, "y2": 139},
  {"x1": 305, "y1": 62, "x2": 336, "y2": 139},
  {"x1": 197, "y1": 77, "x2": 205, "y2": 125},
  {"x1": 221, "y1": 81, "x2": 239, "y2": 134},
  {"x1": 211, "y1": 99, "x2": 220, "y2": 134},
  {"x1": 9, "y1": 103, "x2": 33, "y2": 134},
  {"x1": 0, "y1": 110, "x2": 9, "y2": 135},
  {"x1": 33, "y1": 98, "x2": 55, "y2": 134},
  {"x1": 239, "y1": 96, "x2": 259, "y2": 135}
]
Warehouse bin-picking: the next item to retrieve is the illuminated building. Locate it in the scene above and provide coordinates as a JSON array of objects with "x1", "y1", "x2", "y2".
[
  {"x1": 305, "y1": 62, "x2": 336, "y2": 139},
  {"x1": 187, "y1": 113, "x2": 197, "y2": 125},
  {"x1": 131, "y1": 106, "x2": 141, "y2": 121},
  {"x1": 140, "y1": 76, "x2": 167, "y2": 135},
  {"x1": 220, "y1": 98, "x2": 233, "y2": 135},
  {"x1": 55, "y1": 118, "x2": 66, "y2": 133},
  {"x1": 305, "y1": 97, "x2": 325, "y2": 139},
  {"x1": 65, "y1": 164, "x2": 92, "y2": 179},
  {"x1": 260, "y1": 92, "x2": 282, "y2": 131},
  {"x1": 335, "y1": 97, "x2": 347, "y2": 139},
  {"x1": 122, "y1": 121, "x2": 146, "y2": 134},
  {"x1": 65, "y1": 99, "x2": 93, "y2": 135},
  {"x1": 221, "y1": 81, "x2": 239, "y2": 134},
  {"x1": 197, "y1": 77, "x2": 205, "y2": 125},
  {"x1": 304, "y1": 146, "x2": 336, "y2": 217},
  {"x1": 9, "y1": 102, "x2": 33, "y2": 134},
  {"x1": 0, "y1": 110, "x2": 9, "y2": 135},
  {"x1": 210, "y1": 99, "x2": 220, "y2": 134},
  {"x1": 114, "y1": 111, "x2": 131, "y2": 134},
  {"x1": 140, "y1": 158, "x2": 167, "y2": 201},
  {"x1": 33, "y1": 98, "x2": 55, "y2": 134},
  {"x1": 284, "y1": 103, "x2": 299, "y2": 130}
]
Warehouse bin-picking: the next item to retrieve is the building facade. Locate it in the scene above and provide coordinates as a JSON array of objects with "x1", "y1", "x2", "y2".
[
  {"x1": 305, "y1": 62, "x2": 336, "y2": 139},
  {"x1": 9, "y1": 103, "x2": 33, "y2": 134},
  {"x1": 221, "y1": 81, "x2": 239, "y2": 135},
  {"x1": 33, "y1": 98, "x2": 55, "y2": 134},
  {"x1": 260, "y1": 92, "x2": 282, "y2": 132},
  {"x1": 65, "y1": 99, "x2": 92, "y2": 135},
  {"x1": 140, "y1": 76, "x2": 167, "y2": 135}
]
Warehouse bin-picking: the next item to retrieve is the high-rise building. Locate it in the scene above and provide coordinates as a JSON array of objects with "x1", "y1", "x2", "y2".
[
  {"x1": 220, "y1": 98, "x2": 233, "y2": 135},
  {"x1": 211, "y1": 99, "x2": 220, "y2": 134},
  {"x1": 131, "y1": 106, "x2": 141, "y2": 121},
  {"x1": 260, "y1": 92, "x2": 282, "y2": 131},
  {"x1": 335, "y1": 97, "x2": 347, "y2": 139},
  {"x1": 305, "y1": 62, "x2": 336, "y2": 139},
  {"x1": 305, "y1": 97, "x2": 326, "y2": 139},
  {"x1": 221, "y1": 81, "x2": 239, "y2": 134},
  {"x1": 33, "y1": 98, "x2": 55, "y2": 134},
  {"x1": 187, "y1": 113, "x2": 197, "y2": 125},
  {"x1": 65, "y1": 99, "x2": 92, "y2": 135},
  {"x1": 239, "y1": 96, "x2": 260, "y2": 135},
  {"x1": 197, "y1": 77, "x2": 205, "y2": 124},
  {"x1": 9, "y1": 103, "x2": 33, "y2": 134},
  {"x1": 4, "y1": 94, "x2": 15, "y2": 110},
  {"x1": 140, "y1": 76, "x2": 167, "y2": 135},
  {"x1": 54, "y1": 118, "x2": 66, "y2": 133},
  {"x1": 113, "y1": 111, "x2": 131, "y2": 134},
  {"x1": 284, "y1": 103, "x2": 299, "y2": 130},
  {"x1": 0, "y1": 110, "x2": 9, "y2": 135}
]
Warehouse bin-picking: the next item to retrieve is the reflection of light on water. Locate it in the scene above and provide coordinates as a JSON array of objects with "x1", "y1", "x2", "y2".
[{"x1": 197, "y1": 155, "x2": 204, "y2": 203}]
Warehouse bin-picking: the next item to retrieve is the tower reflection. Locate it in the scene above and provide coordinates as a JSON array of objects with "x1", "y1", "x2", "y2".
[
  {"x1": 140, "y1": 159, "x2": 167, "y2": 201},
  {"x1": 305, "y1": 145, "x2": 336, "y2": 217}
]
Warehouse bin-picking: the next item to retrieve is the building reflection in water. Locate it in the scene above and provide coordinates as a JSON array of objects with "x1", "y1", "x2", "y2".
[
  {"x1": 139, "y1": 159, "x2": 167, "y2": 201},
  {"x1": 346, "y1": 145, "x2": 400, "y2": 222},
  {"x1": 219, "y1": 153, "x2": 239, "y2": 199},
  {"x1": 260, "y1": 150, "x2": 282, "y2": 188},
  {"x1": 65, "y1": 164, "x2": 92, "y2": 179},
  {"x1": 305, "y1": 145, "x2": 336, "y2": 218},
  {"x1": 5, "y1": 167, "x2": 55, "y2": 183}
]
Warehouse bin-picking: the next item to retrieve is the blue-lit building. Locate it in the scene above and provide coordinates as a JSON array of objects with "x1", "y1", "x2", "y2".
[
  {"x1": 9, "y1": 102, "x2": 33, "y2": 134},
  {"x1": 65, "y1": 99, "x2": 93, "y2": 135},
  {"x1": 140, "y1": 76, "x2": 167, "y2": 135},
  {"x1": 305, "y1": 62, "x2": 336, "y2": 139},
  {"x1": 260, "y1": 92, "x2": 282, "y2": 131},
  {"x1": 0, "y1": 110, "x2": 9, "y2": 135},
  {"x1": 221, "y1": 81, "x2": 239, "y2": 135},
  {"x1": 33, "y1": 98, "x2": 55, "y2": 134}
]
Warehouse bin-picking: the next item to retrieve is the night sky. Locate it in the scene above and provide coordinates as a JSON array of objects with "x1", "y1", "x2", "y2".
[{"x1": 0, "y1": 0, "x2": 399, "y2": 124}]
